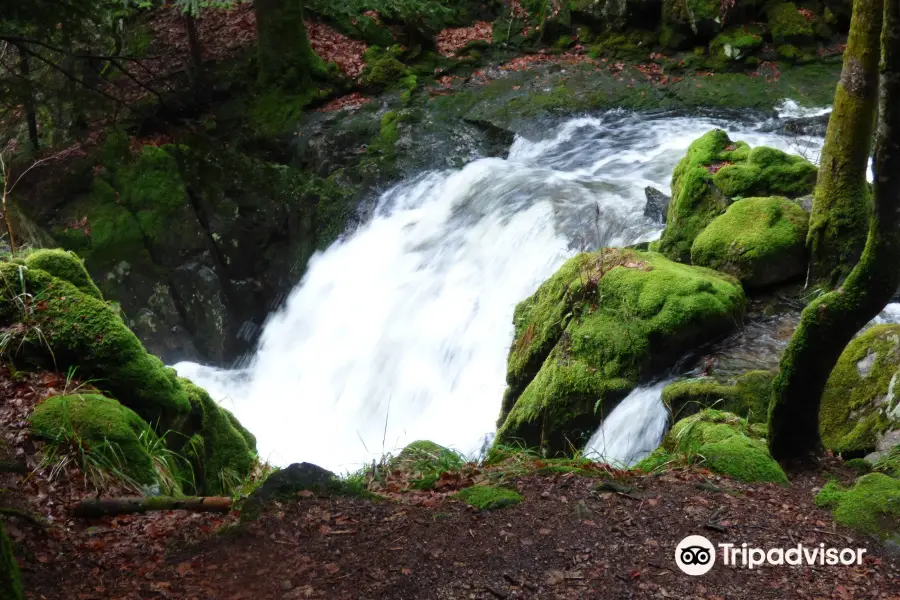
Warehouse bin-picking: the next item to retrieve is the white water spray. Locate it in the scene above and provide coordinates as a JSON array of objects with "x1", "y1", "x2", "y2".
[{"x1": 177, "y1": 108, "x2": 833, "y2": 472}]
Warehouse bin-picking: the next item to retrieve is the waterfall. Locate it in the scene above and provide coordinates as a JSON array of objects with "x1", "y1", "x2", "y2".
[{"x1": 177, "y1": 106, "x2": 832, "y2": 473}]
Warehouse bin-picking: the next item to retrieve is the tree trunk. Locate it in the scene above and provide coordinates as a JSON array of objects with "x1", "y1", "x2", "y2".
[
  {"x1": 182, "y1": 12, "x2": 203, "y2": 91},
  {"x1": 768, "y1": 0, "x2": 900, "y2": 463},
  {"x1": 806, "y1": 0, "x2": 883, "y2": 286},
  {"x1": 72, "y1": 496, "x2": 233, "y2": 518},
  {"x1": 254, "y1": 0, "x2": 321, "y2": 88},
  {"x1": 16, "y1": 45, "x2": 39, "y2": 153},
  {"x1": 0, "y1": 523, "x2": 24, "y2": 600}
]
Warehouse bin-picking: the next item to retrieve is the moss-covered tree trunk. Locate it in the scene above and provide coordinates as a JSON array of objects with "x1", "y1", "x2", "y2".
[
  {"x1": 768, "y1": 0, "x2": 900, "y2": 462},
  {"x1": 806, "y1": 0, "x2": 883, "y2": 286},
  {"x1": 254, "y1": 0, "x2": 321, "y2": 87},
  {"x1": 0, "y1": 522, "x2": 24, "y2": 600}
]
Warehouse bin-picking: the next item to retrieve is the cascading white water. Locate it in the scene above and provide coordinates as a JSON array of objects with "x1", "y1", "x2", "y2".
[{"x1": 177, "y1": 104, "x2": 834, "y2": 473}]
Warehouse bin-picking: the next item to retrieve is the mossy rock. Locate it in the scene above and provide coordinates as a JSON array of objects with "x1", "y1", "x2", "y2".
[
  {"x1": 691, "y1": 197, "x2": 809, "y2": 288},
  {"x1": 820, "y1": 325, "x2": 900, "y2": 456},
  {"x1": 661, "y1": 0, "x2": 722, "y2": 44},
  {"x1": 360, "y1": 45, "x2": 415, "y2": 93},
  {"x1": 712, "y1": 147, "x2": 817, "y2": 199},
  {"x1": 495, "y1": 249, "x2": 745, "y2": 455},
  {"x1": 23, "y1": 249, "x2": 102, "y2": 300},
  {"x1": 30, "y1": 394, "x2": 160, "y2": 488},
  {"x1": 666, "y1": 409, "x2": 788, "y2": 484},
  {"x1": 709, "y1": 26, "x2": 765, "y2": 63},
  {"x1": 634, "y1": 446, "x2": 675, "y2": 473},
  {"x1": 0, "y1": 522, "x2": 23, "y2": 600},
  {"x1": 455, "y1": 485, "x2": 522, "y2": 510},
  {"x1": 873, "y1": 446, "x2": 900, "y2": 478},
  {"x1": 815, "y1": 473, "x2": 900, "y2": 542},
  {"x1": 767, "y1": 3, "x2": 815, "y2": 45},
  {"x1": 180, "y1": 379, "x2": 256, "y2": 496},
  {"x1": 845, "y1": 457, "x2": 873, "y2": 475},
  {"x1": 663, "y1": 370, "x2": 775, "y2": 423},
  {"x1": 0, "y1": 262, "x2": 190, "y2": 430},
  {"x1": 655, "y1": 130, "x2": 816, "y2": 263}
]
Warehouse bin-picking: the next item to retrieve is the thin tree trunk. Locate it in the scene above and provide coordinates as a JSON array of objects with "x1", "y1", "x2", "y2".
[
  {"x1": 73, "y1": 496, "x2": 232, "y2": 518},
  {"x1": 182, "y1": 12, "x2": 203, "y2": 91},
  {"x1": 806, "y1": 0, "x2": 883, "y2": 286},
  {"x1": 16, "y1": 45, "x2": 39, "y2": 153},
  {"x1": 768, "y1": 0, "x2": 900, "y2": 462}
]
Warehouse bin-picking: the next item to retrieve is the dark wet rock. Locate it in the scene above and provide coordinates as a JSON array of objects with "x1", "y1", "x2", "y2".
[
  {"x1": 243, "y1": 463, "x2": 364, "y2": 519},
  {"x1": 644, "y1": 186, "x2": 670, "y2": 223}
]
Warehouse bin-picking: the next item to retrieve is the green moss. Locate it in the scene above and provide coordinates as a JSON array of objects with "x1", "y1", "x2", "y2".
[
  {"x1": 249, "y1": 87, "x2": 325, "y2": 137},
  {"x1": 767, "y1": 3, "x2": 814, "y2": 44},
  {"x1": 360, "y1": 45, "x2": 415, "y2": 92},
  {"x1": 495, "y1": 249, "x2": 744, "y2": 454},
  {"x1": 115, "y1": 146, "x2": 186, "y2": 243},
  {"x1": 634, "y1": 447, "x2": 674, "y2": 473},
  {"x1": 691, "y1": 197, "x2": 809, "y2": 288},
  {"x1": 845, "y1": 457, "x2": 873, "y2": 474},
  {"x1": 820, "y1": 325, "x2": 900, "y2": 455},
  {"x1": 656, "y1": 131, "x2": 816, "y2": 263},
  {"x1": 0, "y1": 523, "x2": 23, "y2": 600},
  {"x1": 24, "y1": 249, "x2": 103, "y2": 299},
  {"x1": 663, "y1": 371, "x2": 776, "y2": 423},
  {"x1": 712, "y1": 146, "x2": 817, "y2": 198},
  {"x1": 181, "y1": 379, "x2": 256, "y2": 496},
  {"x1": 655, "y1": 130, "x2": 749, "y2": 262},
  {"x1": 873, "y1": 446, "x2": 900, "y2": 478},
  {"x1": 709, "y1": 26, "x2": 765, "y2": 63},
  {"x1": 815, "y1": 474, "x2": 900, "y2": 541},
  {"x1": 667, "y1": 409, "x2": 788, "y2": 484},
  {"x1": 30, "y1": 394, "x2": 159, "y2": 486},
  {"x1": 455, "y1": 485, "x2": 522, "y2": 510},
  {"x1": 0, "y1": 262, "x2": 190, "y2": 429}
]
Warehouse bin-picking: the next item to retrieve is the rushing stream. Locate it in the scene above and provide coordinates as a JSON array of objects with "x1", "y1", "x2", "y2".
[{"x1": 177, "y1": 103, "x2": 845, "y2": 472}]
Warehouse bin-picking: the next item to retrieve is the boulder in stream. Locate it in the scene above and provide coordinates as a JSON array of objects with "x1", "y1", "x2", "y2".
[
  {"x1": 691, "y1": 196, "x2": 809, "y2": 289},
  {"x1": 643, "y1": 186, "x2": 671, "y2": 223},
  {"x1": 494, "y1": 248, "x2": 745, "y2": 455},
  {"x1": 662, "y1": 370, "x2": 775, "y2": 423},
  {"x1": 652, "y1": 129, "x2": 816, "y2": 263},
  {"x1": 638, "y1": 409, "x2": 787, "y2": 484}
]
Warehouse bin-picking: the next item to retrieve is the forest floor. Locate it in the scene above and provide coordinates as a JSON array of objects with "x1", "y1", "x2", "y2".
[{"x1": 2, "y1": 366, "x2": 897, "y2": 600}]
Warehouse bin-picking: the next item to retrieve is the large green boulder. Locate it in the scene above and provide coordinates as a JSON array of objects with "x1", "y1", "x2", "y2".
[
  {"x1": 495, "y1": 249, "x2": 745, "y2": 454},
  {"x1": 30, "y1": 394, "x2": 160, "y2": 488},
  {"x1": 815, "y1": 473, "x2": 900, "y2": 543},
  {"x1": 0, "y1": 262, "x2": 190, "y2": 430},
  {"x1": 767, "y1": 3, "x2": 815, "y2": 45},
  {"x1": 663, "y1": 370, "x2": 775, "y2": 423},
  {"x1": 665, "y1": 409, "x2": 788, "y2": 483},
  {"x1": 653, "y1": 130, "x2": 816, "y2": 263},
  {"x1": 691, "y1": 196, "x2": 809, "y2": 288},
  {"x1": 820, "y1": 325, "x2": 900, "y2": 456},
  {"x1": 180, "y1": 379, "x2": 257, "y2": 496}
]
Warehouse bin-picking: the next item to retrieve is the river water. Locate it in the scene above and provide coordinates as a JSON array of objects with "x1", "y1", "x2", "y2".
[{"x1": 176, "y1": 103, "x2": 850, "y2": 472}]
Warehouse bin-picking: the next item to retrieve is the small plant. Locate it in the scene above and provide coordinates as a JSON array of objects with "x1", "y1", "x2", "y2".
[{"x1": 137, "y1": 424, "x2": 191, "y2": 496}]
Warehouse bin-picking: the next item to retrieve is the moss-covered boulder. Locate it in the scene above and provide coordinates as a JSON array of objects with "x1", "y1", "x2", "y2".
[
  {"x1": 691, "y1": 197, "x2": 809, "y2": 288},
  {"x1": 820, "y1": 325, "x2": 900, "y2": 456},
  {"x1": 455, "y1": 485, "x2": 522, "y2": 510},
  {"x1": 665, "y1": 409, "x2": 788, "y2": 483},
  {"x1": 30, "y1": 394, "x2": 159, "y2": 488},
  {"x1": 180, "y1": 379, "x2": 256, "y2": 496},
  {"x1": 0, "y1": 262, "x2": 190, "y2": 430},
  {"x1": 0, "y1": 522, "x2": 23, "y2": 600},
  {"x1": 815, "y1": 473, "x2": 900, "y2": 543},
  {"x1": 495, "y1": 249, "x2": 745, "y2": 454},
  {"x1": 767, "y1": 3, "x2": 815, "y2": 45},
  {"x1": 709, "y1": 26, "x2": 765, "y2": 65},
  {"x1": 663, "y1": 370, "x2": 775, "y2": 423},
  {"x1": 22, "y1": 249, "x2": 102, "y2": 300},
  {"x1": 661, "y1": 0, "x2": 722, "y2": 46},
  {"x1": 653, "y1": 130, "x2": 816, "y2": 263}
]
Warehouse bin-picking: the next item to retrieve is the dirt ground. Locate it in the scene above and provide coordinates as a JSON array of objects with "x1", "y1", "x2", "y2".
[{"x1": 17, "y1": 465, "x2": 900, "y2": 600}]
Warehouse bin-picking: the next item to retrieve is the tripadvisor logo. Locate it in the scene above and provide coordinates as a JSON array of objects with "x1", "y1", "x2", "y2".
[{"x1": 674, "y1": 535, "x2": 867, "y2": 575}]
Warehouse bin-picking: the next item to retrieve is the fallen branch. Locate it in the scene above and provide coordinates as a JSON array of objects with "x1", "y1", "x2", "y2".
[{"x1": 72, "y1": 496, "x2": 232, "y2": 518}]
